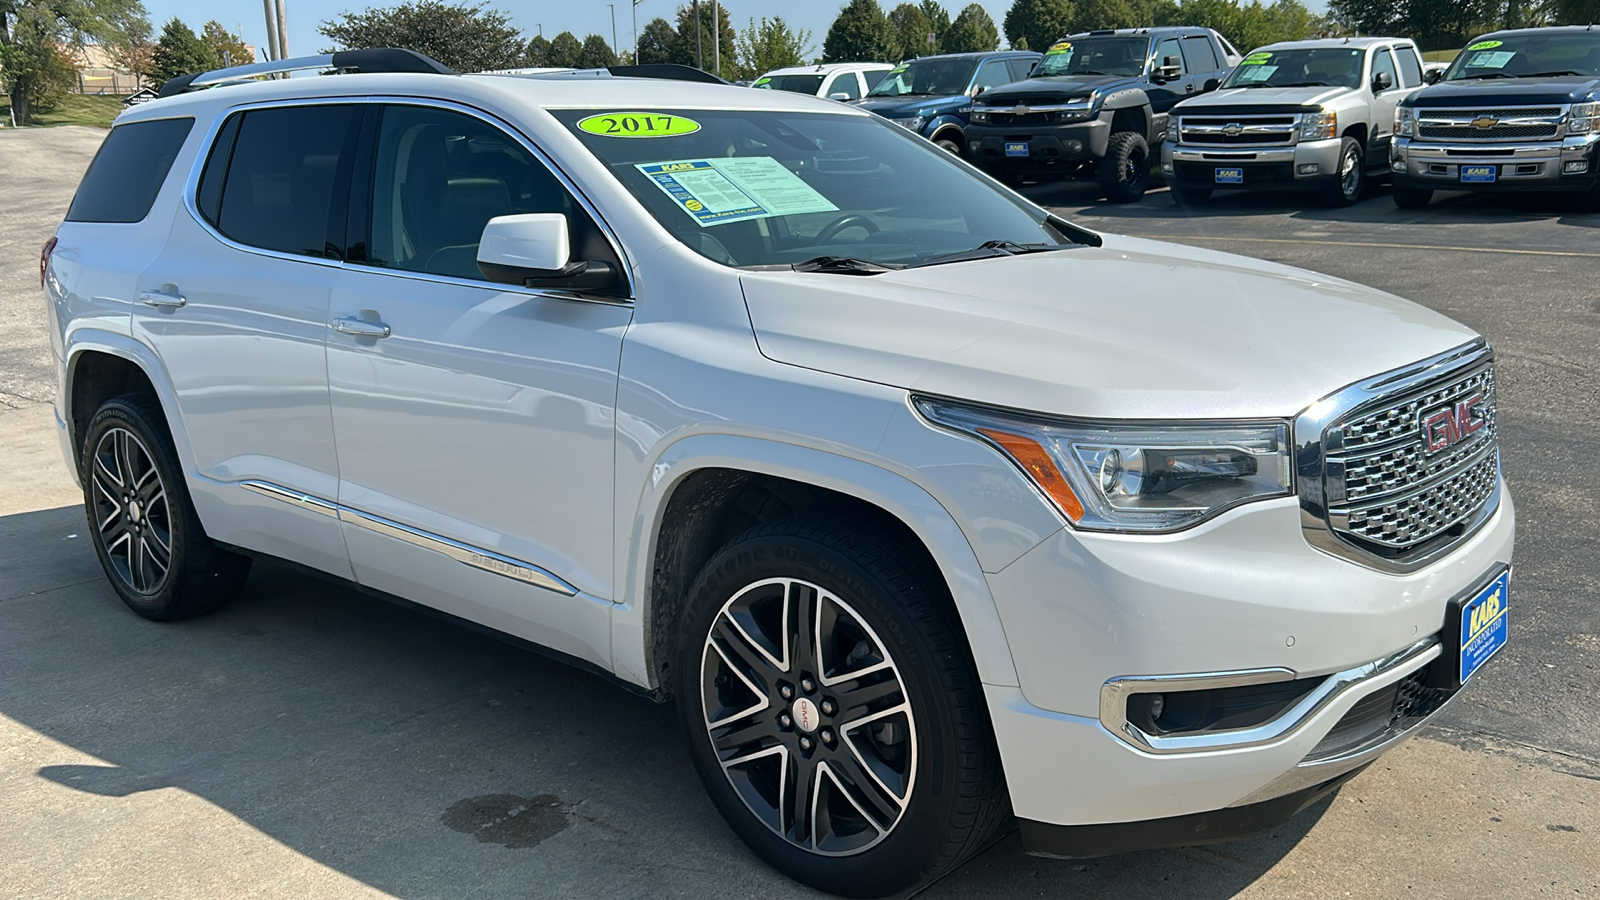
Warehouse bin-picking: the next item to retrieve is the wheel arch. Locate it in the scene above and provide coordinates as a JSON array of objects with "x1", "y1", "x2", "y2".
[
  {"x1": 1100, "y1": 90, "x2": 1153, "y2": 140},
  {"x1": 615, "y1": 434, "x2": 1020, "y2": 698},
  {"x1": 1342, "y1": 122, "x2": 1369, "y2": 148},
  {"x1": 929, "y1": 120, "x2": 965, "y2": 147},
  {"x1": 63, "y1": 334, "x2": 186, "y2": 480}
]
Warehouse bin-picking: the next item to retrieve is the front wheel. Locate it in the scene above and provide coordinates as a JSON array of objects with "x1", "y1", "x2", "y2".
[
  {"x1": 1392, "y1": 186, "x2": 1433, "y2": 209},
  {"x1": 1319, "y1": 136, "x2": 1365, "y2": 207},
  {"x1": 676, "y1": 516, "x2": 1007, "y2": 898},
  {"x1": 1099, "y1": 131, "x2": 1151, "y2": 203},
  {"x1": 934, "y1": 136, "x2": 963, "y2": 156}
]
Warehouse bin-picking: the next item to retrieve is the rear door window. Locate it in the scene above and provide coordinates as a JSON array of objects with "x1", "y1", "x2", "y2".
[
  {"x1": 1181, "y1": 35, "x2": 1220, "y2": 73},
  {"x1": 972, "y1": 59, "x2": 1013, "y2": 94},
  {"x1": 1007, "y1": 57, "x2": 1037, "y2": 81},
  {"x1": 863, "y1": 68, "x2": 890, "y2": 89},
  {"x1": 825, "y1": 72, "x2": 861, "y2": 100},
  {"x1": 65, "y1": 117, "x2": 194, "y2": 224},
  {"x1": 1394, "y1": 45, "x2": 1425, "y2": 86},
  {"x1": 211, "y1": 105, "x2": 358, "y2": 257}
]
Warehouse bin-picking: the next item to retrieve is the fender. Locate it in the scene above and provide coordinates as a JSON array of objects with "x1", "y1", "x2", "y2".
[
  {"x1": 61, "y1": 329, "x2": 196, "y2": 489},
  {"x1": 925, "y1": 114, "x2": 966, "y2": 146},
  {"x1": 611, "y1": 432, "x2": 1022, "y2": 692},
  {"x1": 1100, "y1": 88, "x2": 1157, "y2": 143}
]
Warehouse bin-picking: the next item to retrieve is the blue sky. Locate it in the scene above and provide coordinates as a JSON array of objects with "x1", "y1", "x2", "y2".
[{"x1": 144, "y1": 0, "x2": 1328, "y2": 67}]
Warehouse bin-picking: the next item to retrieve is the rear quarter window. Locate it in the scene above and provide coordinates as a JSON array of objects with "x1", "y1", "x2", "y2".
[{"x1": 64, "y1": 117, "x2": 195, "y2": 224}]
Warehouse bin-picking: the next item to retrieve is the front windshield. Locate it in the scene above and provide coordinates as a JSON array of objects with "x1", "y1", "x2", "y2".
[
  {"x1": 1445, "y1": 32, "x2": 1600, "y2": 79},
  {"x1": 865, "y1": 58, "x2": 978, "y2": 97},
  {"x1": 555, "y1": 109, "x2": 1068, "y2": 268},
  {"x1": 1033, "y1": 38, "x2": 1149, "y2": 78},
  {"x1": 754, "y1": 74, "x2": 825, "y2": 95},
  {"x1": 1222, "y1": 47, "x2": 1365, "y2": 88}
]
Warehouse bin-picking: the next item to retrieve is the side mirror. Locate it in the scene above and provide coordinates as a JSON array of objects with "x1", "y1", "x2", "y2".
[
  {"x1": 827, "y1": 92, "x2": 851, "y2": 101},
  {"x1": 1424, "y1": 68, "x2": 1442, "y2": 85},
  {"x1": 1203, "y1": 77, "x2": 1220, "y2": 91},
  {"x1": 477, "y1": 213, "x2": 615, "y2": 292},
  {"x1": 1154, "y1": 56, "x2": 1182, "y2": 82},
  {"x1": 1373, "y1": 71, "x2": 1393, "y2": 92}
]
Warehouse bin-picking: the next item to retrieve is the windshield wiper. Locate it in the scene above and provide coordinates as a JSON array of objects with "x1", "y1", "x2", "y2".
[
  {"x1": 908, "y1": 240, "x2": 1068, "y2": 269},
  {"x1": 1520, "y1": 70, "x2": 1591, "y2": 78},
  {"x1": 1278, "y1": 81, "x2": 1331, "y2": 87},
  {"x1": 1454, "y1": 72, "x2": 1516, "y2": 80},
  {"x1": 791, "y1": 256, "x2": 903, "y2": 275}
]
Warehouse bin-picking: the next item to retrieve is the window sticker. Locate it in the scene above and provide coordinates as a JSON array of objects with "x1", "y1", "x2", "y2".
[
  {"x1": 1241, "y1": 51, "x2": 1273, "y2": 65},
  {"x1": 1045, "y1": 41, "x2": 1073, "y2": 56},
  {"x1": 636, "y1": 157, "x2": 838, "y2": 227},
  {"x1": 577, "y1": 112, "x2": 702, "y2": 138},
  {"x1": 753, "y1": 77, "x2": 772, "y2": 87},
  {"x1": 1235, "y1": 64, "x2": 1278, "y2": 82},
  {"x1": 1466, "y1": 39, "x2": 1503, "y2": 51},
  {"x1": 1466, "y1": 50, "x2": 1515, "y2": 68}
]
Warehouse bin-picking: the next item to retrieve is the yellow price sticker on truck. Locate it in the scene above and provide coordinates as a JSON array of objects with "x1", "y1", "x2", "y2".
[
  {"x1": 636, "y1": 157, "x2": 837, "y2": 227},
  {"x1": 1242, "y1": 51, "x2": 1273, "y2": 64},
  {"x1": 1046, "y1": 41, "x2": 1073, "y2": 56},
  {"x1": 1467, "y1": 40, "x2": 1502, "y2": 50},
  {"x1": 577, "y1": 112, "x2": 701, "y2": 138}
]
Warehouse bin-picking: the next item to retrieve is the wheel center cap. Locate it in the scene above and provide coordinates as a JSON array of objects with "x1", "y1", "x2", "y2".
[
  {"x1": 792, "y1": 697, "x2": 821, "y2": 733},
  {"x1": 128, "y1": 500, "x2": 142, "y2": 523}
]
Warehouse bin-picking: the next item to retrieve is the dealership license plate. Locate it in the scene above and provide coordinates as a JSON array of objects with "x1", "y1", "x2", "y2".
[
  {"x1": 1005, "y1": 142, "x2": 1029, "y2": 157},
  {"x1": 1214, "y1": 167, "x2": 1244, "y2": 184},
  {"x1": 1460, "y1": 164, "x2": 1498, "y2": 183},
  {"x1": 1456, "y1": 568, "x2": 1510, "y2": 684}
]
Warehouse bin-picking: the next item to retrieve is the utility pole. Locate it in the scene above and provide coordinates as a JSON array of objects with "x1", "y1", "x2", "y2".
[
  {"x1": 693, "y1": 0, "x2": 701, "y2": 70},
  {"x1": 712, "y1": 1, "x2": 718, "y2": 78},
  {"x1": 608, "y1": 4, "x2": 617, "y2": 57},
  {"x1": 274, "y1": 0, "x2": 289, "y2": 60},
  {"x1": 261, "y1": 0, "x2": 279, "y2": 61},
  {"x1": 633, "y1": 0, "x2": 641, "y2": 60}
]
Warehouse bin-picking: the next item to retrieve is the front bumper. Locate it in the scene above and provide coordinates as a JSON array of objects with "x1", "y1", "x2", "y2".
[
  {"x1": 968, "y1": 115, "x2": 1112, "y2": 171},
  {"x1": 1391, "y1": 133, "x2": 1600, "y2": 191},
  {"x1": 1161, "y1": 137, "x2": 1344, "y2": 191},
  {"x1": 981, "y1": 484, "x2": 1515, "y2": 840}
]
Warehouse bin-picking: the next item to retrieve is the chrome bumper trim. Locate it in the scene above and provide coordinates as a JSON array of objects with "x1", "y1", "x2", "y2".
[{"x1": 1100, "y1": 638, "x2": 1440, "y2": 755}]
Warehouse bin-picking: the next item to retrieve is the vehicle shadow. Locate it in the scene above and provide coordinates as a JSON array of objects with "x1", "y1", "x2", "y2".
[{"x1": 0, "y1": 504, "x2": 1320, "y2": 899}]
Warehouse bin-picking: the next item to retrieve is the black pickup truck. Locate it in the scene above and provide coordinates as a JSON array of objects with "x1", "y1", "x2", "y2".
[
  {"x1": 1390, "y1": 26, "x2": 1600, "y2": 208},
  {"x1": 963, "y1": 27, "x2": 1242, "y2": 201}
]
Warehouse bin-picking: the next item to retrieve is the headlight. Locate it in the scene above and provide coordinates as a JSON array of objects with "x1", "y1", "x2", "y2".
[
  {"x1": 1570, "y1": 101, "x2": 1600, "y2": 134},
  {"x1": 916, "y1": 398, "x2": 1292, "y2": 533},
  {"x1": 1395, "y1": 107, "x2": 1416, "y2": 138},
  {"x1": 1300, "y1": 110, "x2": 1337, "y2": 141},
  {"x1": 970, "y1": 110, "x2": 990, "y2": 124},
  {"x1": 894, "y1": 116, "x2": 927, "y2": 132}
]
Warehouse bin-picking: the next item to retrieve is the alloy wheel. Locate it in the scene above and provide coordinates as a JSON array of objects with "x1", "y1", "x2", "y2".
[
  {"x1": 700, "y1": 577, "x2": 917, "y2": 856},
  {"x1": 89, "y1": 426, "x2": 173, "y2": 594},
  {"x1": 1341, "y1": 146, "x2": 1361, "y2": 198}
]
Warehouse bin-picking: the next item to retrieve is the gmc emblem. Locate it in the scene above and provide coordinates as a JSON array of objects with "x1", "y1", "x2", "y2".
[{"x1": 1420, "y1": 393, "x2": 1487, "y2": 454}]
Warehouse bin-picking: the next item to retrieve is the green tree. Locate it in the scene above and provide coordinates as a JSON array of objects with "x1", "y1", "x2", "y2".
[
  {"x1": 151, "y1": 17, "x2": 215, "y2": 85},
  {"x1": 546, "y1": 30, "x2": 582, "y2": 67},
  {"x1": 737, "y1": 16, "x2": 812, "y2": 77},
  {"x1": 1550, "y1": 0, "x2": 1600, "y2": 24},
  {"x1": 578, "y1": 33, "x2": 616, "y2": 67},
  {"x1": 671, "y1": 2, "x2": 737, "y2": 76},
  {"x1": 318, "y1": 0, "x2": 526, "y2": 73},
  {"x1": 920, "y1": 0, "x2": 952, "y2": 49},
  {"x1": 1004, "y1": 0, "x2": 1073, "y2": 53},
  {"x1": 2, "y1": 0, "x2": 150, "y2": 124},
  {"x1": 887, "y1": 3, "x2": 934, "y2": 58},
  {"x1": 942, "y1": 2, "x2": 1000, "y2": 51},
  {"x1": 1068, "y1": 0, "x2": 1138, "y2": 31},
  {"x1": 637, "y1": 16, "x2": 674, "y2": 63},
  {"x1": 201, "y1": 20, "x2": 250, "y2": 67},
  {"x1": 526, "y1": 33, "x2": 548, "y2": 65},
  {"x1": 823, "y1": 0, "x2": 894, "y2": 62}
]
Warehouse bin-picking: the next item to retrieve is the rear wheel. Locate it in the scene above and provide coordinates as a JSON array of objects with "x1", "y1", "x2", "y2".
[
  {"x1": 1392, "y1": 186, "x2": 1433, "y2": 209},
  {"x1": 1319, "y1": 137, "x2": 1365, "y2": 207},
  {"x1": 81, "y1": 396, "x2": 250, "y2": 621},
  {"x1": 1099, "y1": 131, "x2": 1151, "y2": 203},
  {"x1": 676, "y1": 515, "x2": 1007, "y2": 898}
]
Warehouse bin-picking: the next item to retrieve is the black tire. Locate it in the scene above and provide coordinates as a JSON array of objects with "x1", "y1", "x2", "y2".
[
  {"x1": 1392, "y1": 186, "x2": 1432, "y2": 209},
  {"x1": 675, "y1": 515, "x2": 1007, "y2": 898},
  {"x1": 1319, "y1": 136, "x2": 1365, "y2": 207},
  {"x1": 1099, "y1": 130, "x2": 1151, "y2": 203},
  {"x1": 80, "y1": 396, "x2": 250, "y2": 621},
  {"x1": 1169, "y1": 185, "x2": 1211, "y2": 206},
  {"x1": 934, "y1": 135, "x2": 963, "y2": 156}
]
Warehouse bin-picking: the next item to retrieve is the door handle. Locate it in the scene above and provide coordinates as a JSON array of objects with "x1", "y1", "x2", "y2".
[
  {"x1": 139, "y1": 289, "x2": 186, "y2": 308},
  {"x1": 1185, "y1": 83, "x2": 1196, "y2": 93},
  {"x1": 332, "y1": 316, "x2": 391, "y2": 339}
]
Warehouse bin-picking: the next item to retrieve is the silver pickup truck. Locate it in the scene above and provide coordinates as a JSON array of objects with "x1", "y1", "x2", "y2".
[{"x1": 1161, "y1": 37, "x2": 1427, "y2": 206}]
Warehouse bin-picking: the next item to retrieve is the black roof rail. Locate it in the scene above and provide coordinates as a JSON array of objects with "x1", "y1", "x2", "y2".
[
  {"x1": 158, "y1": 48, "x2": 454, "y2": 98},
  {"x1": 603, "y1": 64, "x2": 729, "y2": 84}
]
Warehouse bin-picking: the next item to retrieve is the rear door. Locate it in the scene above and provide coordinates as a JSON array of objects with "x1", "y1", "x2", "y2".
[
  {"x1": 133, "y1": 103, "x2": 359, "y2": 577},
  {"x1": 1180, "y1": 33, "x2": 1225, "y2": 91}
]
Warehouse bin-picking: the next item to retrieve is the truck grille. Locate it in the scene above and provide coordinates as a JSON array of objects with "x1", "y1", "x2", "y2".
[
  {"x1": 1416, "y1": 107, "x2": 1563, "y2": 142},
  {"x1": 1178, "y1": 115, "x2": 1297, "y2": 146},
  {"x1": 1297, "y1": 343, "x2": 1502, "y2": 571}
]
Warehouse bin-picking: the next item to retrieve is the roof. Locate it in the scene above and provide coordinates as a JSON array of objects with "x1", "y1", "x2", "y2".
[
  {"x1": 763, "y1": 62, "x2": 894, "y2": 76},
  {"x1": 908, "y1": 50, "x2": 1039, "y2": 61},
  {"x1": 1475, "y1": 25, "x2": 1600, "y2": 38},
  {"x1": 1064, "y1": 27, "x2": 1207, "y2": 39},
  {"x1": 1254, "y1": 37, "x2": 1414, "y2": 51}
]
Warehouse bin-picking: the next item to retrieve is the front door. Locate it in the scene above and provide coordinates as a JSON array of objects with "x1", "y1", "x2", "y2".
[
  {"x1": 326, "y1": 103, "x2": 633, "y2": 666},
  {"x1": 1367, "y1": 47, "x2": 1404, "y2": 163}
]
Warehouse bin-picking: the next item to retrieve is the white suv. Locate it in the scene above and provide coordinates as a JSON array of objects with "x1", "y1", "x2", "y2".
[
  {"x1": 43, "y1": 48, "x2": 1514, "y2": 898},
  {"x1": 752, "y1": 62, "x2": 893, "y2": 101}
]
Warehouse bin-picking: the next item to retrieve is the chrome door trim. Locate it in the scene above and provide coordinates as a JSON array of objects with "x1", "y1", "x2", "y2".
[
  {"x1": 1099, "y1": 637, "x2": 1440, "y2": 755},
  {"x1": 237, "y1": 480, "x2": 577, "y2": 596}
]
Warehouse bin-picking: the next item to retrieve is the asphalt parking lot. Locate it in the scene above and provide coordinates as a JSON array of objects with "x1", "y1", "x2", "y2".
[{"x1": 2, "y1": 127, "x2": 1597, "y2": 898}]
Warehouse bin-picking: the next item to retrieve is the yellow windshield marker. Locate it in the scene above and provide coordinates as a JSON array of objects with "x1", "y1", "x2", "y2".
[{"x1": 577, "y1": 113, "x2": 701, "y2": 138}]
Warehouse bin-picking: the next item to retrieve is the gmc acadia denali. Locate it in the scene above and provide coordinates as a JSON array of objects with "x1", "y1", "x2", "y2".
[{"x1": 43, "y1": 49, "x2": 1514, "y2": 897}]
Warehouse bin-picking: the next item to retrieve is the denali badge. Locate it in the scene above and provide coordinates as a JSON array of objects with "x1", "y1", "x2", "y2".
[{"x1": 1420, "y1": 393, "x2": 1487, "y2": 454}]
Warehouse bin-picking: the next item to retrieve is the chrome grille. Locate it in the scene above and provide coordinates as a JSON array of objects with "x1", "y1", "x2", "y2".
[
  {"x1": 1416, "y1": 107, "x2": 1564, "y2": 143},
  {"x1": 1179, "y1": 115, "x2": 1297, "y2": 146},
  {"x1": 1296, "y1": 342, "x2": 1502, "y2": 572},
  {"x1": 1419, "y1": 123, "x2": 1558, "y2": 140}
]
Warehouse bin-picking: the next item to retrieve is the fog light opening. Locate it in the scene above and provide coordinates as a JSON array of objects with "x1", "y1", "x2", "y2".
[
  {"x1": 1297, "y1": 163, "x2": 1320, "y2": 175},
  {"x1": 1564, "y1": 160, "x2": 1590, "y2": 174}
]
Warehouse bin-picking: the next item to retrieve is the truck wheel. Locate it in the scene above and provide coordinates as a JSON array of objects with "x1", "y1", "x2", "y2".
[
  {"x1": 1100, "y1": 131, "x2": 1151, "y2": 203},
  {"x1": 1170, "y1": 186, "x2": 1211, "y2": 206},
  {"x1": 676, "y1": 515, "x2": 1007, "y2": 898},
  {"x1": 934, "y1": 136, "x2": 963, "y2": 156},
  {"x1": 1319, "y1": 137, "x2": 1365, "y2": 207},
  {"x1": 80, "y1": 396, "x2": 251, "y2": 621},
  {"x1": 1392, "y1": 187, "x2": 1432, "y2": 209}
]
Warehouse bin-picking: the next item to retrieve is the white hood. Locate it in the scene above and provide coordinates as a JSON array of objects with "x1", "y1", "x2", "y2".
[
  {"x1": 738, "y1": 235, "x2": 1479, "y2": 421},
  {"x1": 1179, "y1": 85, "x2": 1351, "y2": 108}
]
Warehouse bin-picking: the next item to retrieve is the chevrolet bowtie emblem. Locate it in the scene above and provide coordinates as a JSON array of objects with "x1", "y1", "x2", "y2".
[
  {"x1": 1470, "y1": 116, "x2": 1500, "y2": 129},
  {"x1": 1012, "y1": 104, "x2": 1029, "y2": 115},
  {"x1": 1222, "y1": 123, "x2": 1244, "y2": 136}
]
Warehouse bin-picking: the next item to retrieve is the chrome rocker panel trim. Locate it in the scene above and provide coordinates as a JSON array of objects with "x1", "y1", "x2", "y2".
[
  {"x1": 1100, "y1": 638, "x2": 1441, "y2": 755},
  {"x1": 239, "y1": 480, "x2": 577, "y2": 595}
]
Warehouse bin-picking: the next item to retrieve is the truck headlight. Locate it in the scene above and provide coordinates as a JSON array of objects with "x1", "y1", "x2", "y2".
[
  {"x1": 1570, "y1": 102, "x2": 1600, "y2": 134},
  {"x1": 894, "y1": 116, "x2": 926, "y2": 132},
  {"x1": 1395, "y1": 107, "x2": 1416, "y2": 137},
  {"x1": 916, "y1": 398, "x2": 1292, "y2": 533},
  {"x1": 971, "y1": 110, "x2": 990, "y2": 124},
  {"x1": 1301, "y1": 110, "x2": 1337, "y2": 141}
]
